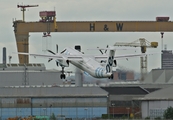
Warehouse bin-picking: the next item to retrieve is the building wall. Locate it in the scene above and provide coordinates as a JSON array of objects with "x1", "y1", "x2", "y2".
[
  {"x1": 141, "y1": 100, "x2": 173, "y2": 118},
  {"x1": 162, "y1": 50, "x2": 173, "y2": 69},
  {"x1": 0, "y1": 97, "x2": 107, "y2": 119},
  {"x1": 126, "y1": 72, "x2": 134, "y2": 80},
  {"x1": 113, "y1": 71, "x2": 134, "y2": 81},
  {"x1": 143, "y1": 69, "x2": 173, "y2": 84},
  {"x1": 0, "y1": 71, "x2": 62, "y2": 86},
  {"x1": 109, "y1": 95, "x2": 144, "y2": 118}
]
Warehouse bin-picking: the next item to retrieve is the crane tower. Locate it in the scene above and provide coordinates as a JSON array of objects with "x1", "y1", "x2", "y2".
[
  {"x1": 114, "y1": 38, "x2": 158, "y2": 81},
  {"x1": 17, "y1": 4, "x2": 39, "y2": 21}
]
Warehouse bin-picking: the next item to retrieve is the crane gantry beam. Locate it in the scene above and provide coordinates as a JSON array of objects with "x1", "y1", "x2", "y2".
[{"x1": 13, "y1": 20, "x2": 173, "y2": 63}]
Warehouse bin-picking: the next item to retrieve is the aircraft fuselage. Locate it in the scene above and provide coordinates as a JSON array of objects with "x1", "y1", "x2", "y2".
[{"x1": 61, "y1": 47, "x2": 112, "y2": 78}]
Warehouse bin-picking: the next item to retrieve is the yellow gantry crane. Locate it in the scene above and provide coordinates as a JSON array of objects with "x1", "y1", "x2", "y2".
[{"x1": 114, "y1": 38, "x2": 158, "y2": 81}]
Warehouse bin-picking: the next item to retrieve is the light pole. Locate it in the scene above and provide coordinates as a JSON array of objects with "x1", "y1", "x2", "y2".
[
  {"x1": 107, "y1": 95, "x2": 109, "y2": 119},
  {"x1": 0, "y1": 100, "x2": 2, "y2": 120},
  {"x1": 43, "y1": 108, "x2": 46, "y2": 119},
  {"x1": 126, "y1": 107, "x2": 130, "y2": 119},
  {"x1": 161, "y1": 32, "x2": 164, "y2": 51},
  {"x1": 40, "y1": 104, "x2": 42, "y2": 116},
  {"x1": 112, "y1": 103, "x2": 115, "y2": 118},
  {"x1": 50, "y1": 104, "x2": 52, "y2": 116},
  {"x1": 84, "y1": 108, "x2": 88, "y2": 120}
]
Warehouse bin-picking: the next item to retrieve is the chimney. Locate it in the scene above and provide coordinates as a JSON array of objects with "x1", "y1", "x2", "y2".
[{"x1": 2, "y1": 47, "x2": 6, "y2": 64}]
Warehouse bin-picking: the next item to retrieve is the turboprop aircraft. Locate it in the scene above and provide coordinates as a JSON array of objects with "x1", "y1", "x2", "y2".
[{"x1": 16, "y1": 45, "x2": 155, "y2": 79}]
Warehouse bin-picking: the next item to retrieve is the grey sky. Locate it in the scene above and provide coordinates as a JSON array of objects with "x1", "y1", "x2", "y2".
[{"x1": 1, "y1": 0, "x2": 173, "y2": 72}]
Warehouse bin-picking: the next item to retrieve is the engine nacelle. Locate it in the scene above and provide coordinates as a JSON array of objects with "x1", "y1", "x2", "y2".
[{"x1": 56, "y1": 59, "x2": 69, "y2": 67}]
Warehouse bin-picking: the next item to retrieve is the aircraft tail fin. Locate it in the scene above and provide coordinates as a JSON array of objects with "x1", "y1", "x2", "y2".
[{"x1": 105, "y1": 49, "x2": 115, "y2": 73}]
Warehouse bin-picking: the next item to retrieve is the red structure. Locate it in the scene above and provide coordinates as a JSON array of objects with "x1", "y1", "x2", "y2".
[
  {"x1": 39, "y1": 11, "x2": 56, "y2": 22},
  {"x1": 113, "y1": 70, "x2": 134, "y2": 81},
  {"x1": 156, "y1": 17, "x2": 169, "y2": 22}
]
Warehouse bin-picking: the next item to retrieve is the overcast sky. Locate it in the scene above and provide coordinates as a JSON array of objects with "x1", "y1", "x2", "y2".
[{"x1": 1, "y1": 0, "x2": 173, "y2": 72}]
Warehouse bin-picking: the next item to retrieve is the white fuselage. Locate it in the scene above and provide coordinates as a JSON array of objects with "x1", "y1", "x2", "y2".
[{"x1": 61, "y1": 47, "x2": 112, "y2": 78}]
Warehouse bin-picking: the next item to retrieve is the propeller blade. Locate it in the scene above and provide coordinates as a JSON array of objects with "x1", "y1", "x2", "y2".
[
  {"x1": 47, "y1": 50, "x2": 56, "y2": 55},
  {"x1": 48, "y1": 58, "x2": 53, "y2": 62},
  {"x1": 56, "y1": 62, "x2": 59, "y2": 66},
  {"x1": 105, "y1": 45, "x2": 109, "y2": 53},
  {"x1": 56, "y1": 44, "x2": 58, "y2": 53},
  {"x1": 99, "y1": 50, "x2": 103, "y2": 54},
  {"x1": 97, "y1": 47, "x2": 103, "y2": 54}
]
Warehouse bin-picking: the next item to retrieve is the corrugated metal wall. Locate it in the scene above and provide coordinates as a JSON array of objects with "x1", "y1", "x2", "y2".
[
  {"x1": 0, "y1": 97, "x2": 107, "y2": 108},
  {"x1": 0, "y1": 71, "x2": 62, "y2": 86},
  {"x1": 142, "y1": 100, "x2": 173, "y2": 118},
  {"x1": 0, "y1": 97, "x2": 107, "y2": 119}
]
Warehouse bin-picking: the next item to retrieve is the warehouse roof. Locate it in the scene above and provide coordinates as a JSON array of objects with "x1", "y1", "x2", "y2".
[
  {"x1": 0, "y1": 63, "x2": 46, "y2": 71},
  {"x1": 136, "y1": 86, "x2": 173, "y2": 100},
  {"x1": 0, "y1": 87, "x2": 108, "y2": 97},
  {"x1": 101, "y1": 86, "x2": 149, "y2": 95},
  {"x1": 143, "y1": 69, "x2": 173, "y2": 84}
]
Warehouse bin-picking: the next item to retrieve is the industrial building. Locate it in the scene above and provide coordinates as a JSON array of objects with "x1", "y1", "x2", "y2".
[
  {"x1": 102, "y1": 86, "x2": 150, "y2": 118},
  {"x1": 137, "y1": 86, "x2": 173, "y2": 119},
  {"x1": 143, "y1": 69, "x2": 173, "y2": 84},
  {"x1": 0, "y1": 85, "x2": 161, "y2": 119},
  {"x1": 0, "y1": 63, "x2": 63, "y2": 87},
  {"x1": 113, "y1": 69, "x2": 134, "y2": 81},
  {"x1": 0, "y1": 87, "x2": 108, "y2": 119},
  {"x1": 161, "y1": 50, "x2": 173, "y2": 69}
]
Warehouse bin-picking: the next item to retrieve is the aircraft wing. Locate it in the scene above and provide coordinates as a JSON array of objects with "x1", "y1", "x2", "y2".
[
  {"x1": 15, "y1": 52, "x2": 83, "y2": 61},
  {"x1": 94, "y1": 52, "x2": 158, "y2": 60}
]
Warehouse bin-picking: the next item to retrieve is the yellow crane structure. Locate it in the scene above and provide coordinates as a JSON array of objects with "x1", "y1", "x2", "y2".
[
  {"x1": 114, "y1": 38, "x2": 158, "y2": 81},
  {"x1": 13, "y1": 12, "x2": 172, "y2": 64}
]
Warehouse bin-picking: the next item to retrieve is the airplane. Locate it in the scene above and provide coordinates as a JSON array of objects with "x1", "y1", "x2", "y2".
[{"x1": 15, "y1": 45, "x2": 156, "y2": 79}]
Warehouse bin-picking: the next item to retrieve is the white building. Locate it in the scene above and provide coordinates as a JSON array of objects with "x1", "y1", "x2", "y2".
[{"x1": 138, "y1": 86, "x2": 173, "y2": 119}]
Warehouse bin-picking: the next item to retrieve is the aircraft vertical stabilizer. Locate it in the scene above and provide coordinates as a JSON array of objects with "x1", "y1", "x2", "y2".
[{"x1": 105, "y1": 49, "x2": 115, "y2": 73}]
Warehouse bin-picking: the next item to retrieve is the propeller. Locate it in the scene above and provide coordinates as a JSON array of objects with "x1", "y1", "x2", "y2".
[
  {"x1": 56, "y1": 61, "x2": 59, "y2": 66},
  {"x1": 56, "y1": 44, "x2": 58, "y2": 53},
  {"x1": 104, "y1": 45, "x2": 109, "y2": 53},
  {"x1": 97, "y1": 47, "x2": 104, "y2": 54},
  {"x1": 47, "y1": 49, "x2": 56, "y2": 55},
  {"x1": 98, "y1": 45, "x2": 109, "y2": 54},
  {"x1": 47, "y1": 45, "x2": 59, "y2": 66},
  {"x1": 47, "y1": 49, "x2": 55, "y2": 62},
  {"x1": 48, "y1": 58, "x2": 53, "y2": 62}
]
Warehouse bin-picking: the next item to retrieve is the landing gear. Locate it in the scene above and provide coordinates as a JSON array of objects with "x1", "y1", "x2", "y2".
[
  {"x1": 108, "y1": 74, "x2": 113, "y2": 79},
  {"x1": 60, "y1": 67, "x2": 66, "y2": 79},
  {"x1": 60, "y1": 74, "x2": 66, "y2": 79}
]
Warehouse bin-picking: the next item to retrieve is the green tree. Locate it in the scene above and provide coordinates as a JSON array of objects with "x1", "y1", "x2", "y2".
[
  {"x1": 50, "y1": 113, "x2": 56, "y2": 120},
  {"x1": 163, "y1": 106, "x2": 173, "y2": 119},
  {"x1": 145, "y1": 116, "x2": 150, "y2": 119}
]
